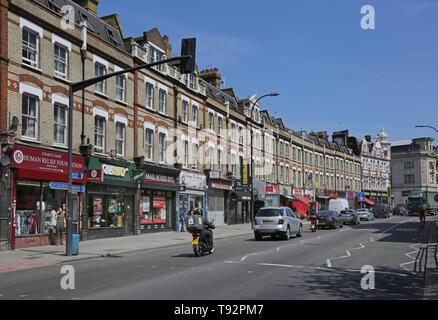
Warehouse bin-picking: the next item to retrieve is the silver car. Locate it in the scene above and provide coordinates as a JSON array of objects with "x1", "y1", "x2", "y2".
[
  {"x1": 340, "y1": 209, "x2": 361, "y2": 225},
  {"x1": 356, "y1": 208, "x2": 374, "y2": 221},
  {"x1": 254, "y1": 207, "x2": 303, "y2": 241}
]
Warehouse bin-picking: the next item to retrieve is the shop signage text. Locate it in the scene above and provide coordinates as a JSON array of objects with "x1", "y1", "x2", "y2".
[
  {"x1": 12, "y1": 146, "x2": 85, "y2": 183},
  {"x1": 102, "y1": 164, "x2": 129, "y2": 178},
  {"x1": 266, "y1": 184, "x2": 279, "y2": 195},
  {"x1": 180, "y1": 171, "x2": 206, "y2": 190},
  {"x1": 145, "y1": 172, "x2": 175, "y2": 184}
]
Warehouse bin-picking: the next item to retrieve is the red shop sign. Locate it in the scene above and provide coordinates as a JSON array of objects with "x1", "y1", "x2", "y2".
[
  {"x1": 266, "y1": 184, "x2": 279, "y2": 195},
  {"x1": 153, "y1": 196, "x2": 166, "y2": 208},
  {"x1": 12, "y1": 145, "x2": 85, "y2": 183}
]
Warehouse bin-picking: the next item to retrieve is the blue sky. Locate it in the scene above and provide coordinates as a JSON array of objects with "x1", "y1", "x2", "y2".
[{"x1": 99, "y1": 0, "x2": 438, "y2": 142}]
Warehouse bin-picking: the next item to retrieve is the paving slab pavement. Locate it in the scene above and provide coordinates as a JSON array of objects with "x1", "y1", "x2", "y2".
[{"x1": 423, "y1": 218, "x2": 438, "y2": 300}]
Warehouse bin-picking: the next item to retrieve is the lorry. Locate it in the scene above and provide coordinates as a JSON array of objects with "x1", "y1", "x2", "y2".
[{"x1": 406, "y1": 191, "x2": 438, "y2": 216}]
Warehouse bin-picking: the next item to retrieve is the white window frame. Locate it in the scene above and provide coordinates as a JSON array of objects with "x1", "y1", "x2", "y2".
[
  {"x1": 54, "y1": 103, "x2": 67, "y2": 145},
  {"x1": 94, "y1": 62, "x2": 106, "y2": 94},
  {"x1": 181, "y1": 99, "x2": 189, "y2": 123},
  {"x1": 115, "y1": 68, "x2": 127, "y2": 102},
  {"x1": 21, "y1": 93, "x2": 39, "y2": 140},
  {"x1": 158, "y1": 131, "x2": 166, "y2": 164},
  {"x1": 145, "y1": 82, "x2": 154, "y2": 109},
  {"x1": 94, "y1": 116, "x2": 106, "y2": 153},
  {"x1": 22, "y1": 28, "x2": 39, "y2": 68},
  {"x1": 115, "y1": 121, "x2": 126, "y2": 157},
  {"x1": 53, "y1": 42, "x2": 68, "y2": 79},
  {"x1": 144, "y1": 128, "x2": 154, "y2": 161},
  {"x1": 158, "y1": 88, "x2": 167, "y2": 114}
]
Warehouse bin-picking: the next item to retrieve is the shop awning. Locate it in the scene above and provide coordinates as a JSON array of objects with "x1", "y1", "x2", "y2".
[
  {"x1": 294, "y1": 196, "x2": 313, "y2": 205},
  {"x1": 316, "y1": 195, "x2": 332, "y2": 199},
  {"x1": 364, "y1": 198, "x2": 375, "y2": 206}
]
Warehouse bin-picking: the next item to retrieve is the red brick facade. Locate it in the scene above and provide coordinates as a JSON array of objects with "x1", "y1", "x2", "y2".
[{"x1": 0, "y1": 0, "x2": 9, "y2": 132}]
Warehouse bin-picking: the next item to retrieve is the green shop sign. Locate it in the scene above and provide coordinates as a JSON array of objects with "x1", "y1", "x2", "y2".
[{"x1": 88, "y1": 157, "x2": 134, "y2": 182}]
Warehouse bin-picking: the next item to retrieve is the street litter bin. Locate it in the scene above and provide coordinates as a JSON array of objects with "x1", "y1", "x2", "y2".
[{"x1": 72, "y1": 234, "x2": 80, "y2": 255}]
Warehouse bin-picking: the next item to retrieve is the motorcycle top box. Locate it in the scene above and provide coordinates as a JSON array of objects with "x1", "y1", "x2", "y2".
[{"x1": 185, "y1": 215, "x2": 204, "y2": 233}]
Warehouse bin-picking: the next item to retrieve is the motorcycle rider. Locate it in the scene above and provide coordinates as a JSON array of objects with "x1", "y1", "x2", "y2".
[
  {"x1": 198, "y1": 209, "x2": 215, "y2": 249},
  {"x1": 309, "y1": 204, "x2": 318, "y2": 231}
]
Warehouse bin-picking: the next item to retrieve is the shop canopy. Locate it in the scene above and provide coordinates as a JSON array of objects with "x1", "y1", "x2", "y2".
[
  {"x1": 292, "y1": 196, "x2": 314, "y2": 215},
  {"x1": 364, "y1": 198, "x2": 375, "y2": 206}
]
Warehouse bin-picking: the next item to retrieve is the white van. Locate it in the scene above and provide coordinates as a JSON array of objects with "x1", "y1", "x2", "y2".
[{"x1": 329, "y1": 198, "x2": 350, "y2": 214}]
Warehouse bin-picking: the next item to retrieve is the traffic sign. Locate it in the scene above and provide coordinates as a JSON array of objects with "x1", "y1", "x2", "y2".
[{"x1": 358, "y1": 192, "x2": 365, "y2": 202}]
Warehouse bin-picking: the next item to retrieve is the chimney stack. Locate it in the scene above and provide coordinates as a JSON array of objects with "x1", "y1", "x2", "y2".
[
  {"x1": 72, "y1": 0, "x2": 100, "y2": 16},
  {"x1": 199, "y1": 68, "x2": 222, "y2": 89}
]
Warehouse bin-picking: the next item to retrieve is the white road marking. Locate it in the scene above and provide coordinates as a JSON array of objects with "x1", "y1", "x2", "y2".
[
  {"x1": 224, "y1": 261, "x2": 410, "y2": 277},
  {"x1": 326, "y1": 219, "x2": 413, "y2": 268},
  {"x1": 400, "y1": 244, "x2": 421, "y2": 274}
]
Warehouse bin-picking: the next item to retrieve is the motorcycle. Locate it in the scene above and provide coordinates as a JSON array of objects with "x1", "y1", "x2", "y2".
[
  {"x1": 309, "y1": 215, "x2": 318, "y2": 232},
  {"x1": 191, "y1": 225, "x2": 215, "y2": 257}
]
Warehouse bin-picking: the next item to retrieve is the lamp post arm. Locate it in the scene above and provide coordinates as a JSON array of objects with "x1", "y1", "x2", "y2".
[{"x1": 71, "y1": 55, "x2": 192, "y2": 93}]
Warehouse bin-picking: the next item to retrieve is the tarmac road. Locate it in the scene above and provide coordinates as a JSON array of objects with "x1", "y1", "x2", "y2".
[{"x1": 0, "y1": 215, "x2": 434, "y2": 300}]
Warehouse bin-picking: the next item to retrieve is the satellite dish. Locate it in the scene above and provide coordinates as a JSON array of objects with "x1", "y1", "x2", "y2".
[
  {"x1": 12, "y1": 116, "x2": 19, "y2": 126},
  {"x1": 0, "y1": 155, "x2": 11, "y2": 167},
  {"x1": 9, "y1": 116, "x2": 19, "y2": 132}
]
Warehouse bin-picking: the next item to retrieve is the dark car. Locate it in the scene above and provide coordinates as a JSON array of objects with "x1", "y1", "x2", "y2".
[
  {"x1": 393, "y1": 204, "x2": 408, "y2": 216},
  {"x1": 373, "y1": 204, "x2": 390, "y2": 218},
  {"x1": 317, "y1": 210, "x2": 344, "y2": 229}
]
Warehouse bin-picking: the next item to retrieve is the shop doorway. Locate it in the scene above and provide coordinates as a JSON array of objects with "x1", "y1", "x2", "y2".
[{"x1": 124, "y1": 196, "x2": 134, "y2": 234}]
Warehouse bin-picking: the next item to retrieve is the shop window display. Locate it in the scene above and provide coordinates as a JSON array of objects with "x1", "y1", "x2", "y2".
[
  {"x1": 141, "y1": 191, "x2": 171, "y2": 225},
  {"x1": 16, "y1": 179, "x2": 67, "y2": 236},
  {"x1": 88, "y1": 194, "x2": 126, "y2": 229}
]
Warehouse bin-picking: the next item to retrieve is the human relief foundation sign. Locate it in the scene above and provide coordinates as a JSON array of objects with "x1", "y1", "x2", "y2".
[{"x1": 12, "y1": 146, "x2": 85, "y2": 183}]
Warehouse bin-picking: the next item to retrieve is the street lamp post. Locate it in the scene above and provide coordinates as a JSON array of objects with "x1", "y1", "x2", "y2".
[
  {"x1": 249, "y1": 92, "x2": 279, "y2": 230},
  {"x1": 415, "y1": 125, "x2": 438, "y2": 135},
  {"x1": 65, "y1": 46, "x2": 195, "y2": 255}
]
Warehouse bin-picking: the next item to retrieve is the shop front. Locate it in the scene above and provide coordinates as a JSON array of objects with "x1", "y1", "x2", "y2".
[
  {"x1": 279, "y1": 185, "x2": 293, "y2": 208},
  {"x1": 85, "y1": 157, "x2": 136, "y2": 240},
  {"x1": 11, "y1": 145, "x2": 85, "y2": 249},
  {"x1": 207, "y1": 171, "x2": 232, "y2": 226},
  {"x1": 226, "y1": 179, "x2": 251, "y2": 225},
  {"x1": 138, "y1": 165, "x2": 180, "y2": 233},
  {"x1": 315, "y1": 189, "x2": 332, "y2": 211},
  {"x1": 178, "y1": 171, "x2": 207, "y2": 215}
]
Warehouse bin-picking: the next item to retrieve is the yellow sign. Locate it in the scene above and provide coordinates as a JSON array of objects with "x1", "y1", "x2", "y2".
[
  {"x1": 242, "y1": 161, "x2": 248, "y2": 186},
  {"x1": 387, "y1": 186, "x2": 391, "y2": 199}
]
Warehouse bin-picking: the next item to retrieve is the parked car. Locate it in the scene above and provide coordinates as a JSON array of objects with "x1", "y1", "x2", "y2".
[
  {"x1": 373, "y1": 204, "x2": 390, "y2": 218},
  {"x1": 254, "y1": 207, "x2": 303, "y2": 241},
  {"x1": 393, "y1": 204, "x2": 408, "y2": 216},
  {"x1": 340, "y1": 209, "x2": 360, "y2": 225},
  {"x1": 317, "y1": 210, "x2": 344, "y2": 229},
  {"x1": 356, "y1": 208, "x2": 374, "y2": 221},
  {"x1": 328, "y1": 198, "x2": 350, "y2": 214}
]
